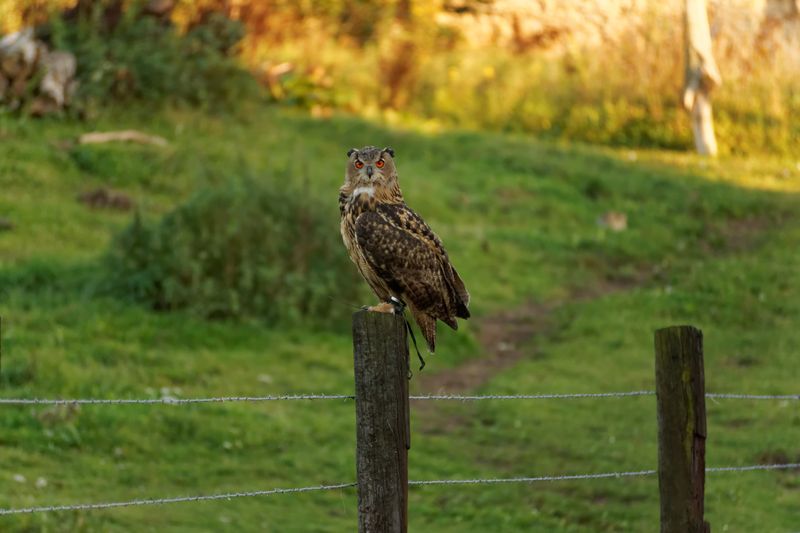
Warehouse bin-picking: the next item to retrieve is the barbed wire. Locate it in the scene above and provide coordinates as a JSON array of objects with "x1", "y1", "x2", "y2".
[
  {"x1": 409, "y1": 391, "x2": 655, "y2": 400},
  {"x1": 706, "y1": 393, "x2": 800, "y2": 400},
  {"x1": 706, "y1": 463, "x2": 800, "y2": 473},
  {"x1": 408, "y1": 469, "x2": 656, "y2": 486},
  {"x1": 0, "y1": 394, "x2": 355, "y2": 405},
  {"x1": 409, "y1": 463, "x2": 800, "y2": 487},
  {"x1": 0, "y1": 482, "x2": 357, "y2": 516},
  {"x1": 1, "y1": 463, "x2": 797, "y2": 516},
  {"x1": 2, "y1": 390, "x2": 799, "y2": 405}
]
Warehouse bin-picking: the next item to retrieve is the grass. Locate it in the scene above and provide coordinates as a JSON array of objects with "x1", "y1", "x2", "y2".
[{"x1": 0, "y1": 103, "x2": 799, "y2": 531}]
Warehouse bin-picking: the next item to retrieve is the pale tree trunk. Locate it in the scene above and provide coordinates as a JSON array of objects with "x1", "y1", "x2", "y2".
[{"x1": 683, "y1": 0, "x2": 722, "y2": 156}]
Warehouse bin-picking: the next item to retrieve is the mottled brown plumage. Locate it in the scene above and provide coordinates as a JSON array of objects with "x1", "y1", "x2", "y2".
[{"x1": 339, "y1": 145, "x2": 469, "y2": 353}]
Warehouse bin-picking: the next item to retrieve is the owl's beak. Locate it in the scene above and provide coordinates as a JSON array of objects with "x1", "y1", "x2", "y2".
[{"x1": 366, "y1": 166, "x2": 374, "y2": 178}]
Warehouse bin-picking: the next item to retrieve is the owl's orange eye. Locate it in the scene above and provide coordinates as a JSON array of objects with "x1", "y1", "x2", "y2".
[
  {"x1": 355, "y1": 160, "x2": 364, "y2": 169},
  {"x1": 375, "y1": 159, "x2": 385, "y2": 168}
]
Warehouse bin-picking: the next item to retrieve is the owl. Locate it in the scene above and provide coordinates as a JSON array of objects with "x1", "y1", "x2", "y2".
[{"x1": 339, "y1": 145, "x2": 470, "y2": 354}]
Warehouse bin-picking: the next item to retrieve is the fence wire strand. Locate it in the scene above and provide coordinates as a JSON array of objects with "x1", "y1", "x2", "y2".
[
  {"x1": 409, "y1": 463, "x2": 800, "y2": 487},
  {"x1": 408, "y1": 469, "x2": 657, "y2": 486},
  {"x1": 705, "y1": 393, "x2": 800, "y2": 400},
  {"x1": 0, "y1": 482, "x2": 357, "y2": 516},
  {"x1": 410, "y1": 391, "x2": 655, "y2": 400},
  {"x1": 706, "y1": 463, "x2": 800, "y2": 473},
  {"x1": 1, "y1": 464, "x2": 797, "y2": 516},
  {"x1": 0, "y1": 395, "x2": 355, "y2": 405},
  {"x1": 2, "y1": 390, "x2": 799, "y2": 405}
]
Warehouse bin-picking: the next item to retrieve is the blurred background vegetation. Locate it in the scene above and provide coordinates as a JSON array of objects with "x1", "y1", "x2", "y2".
[{"x1": 2, "y1": 0, "x2": 798, "y2": 154}]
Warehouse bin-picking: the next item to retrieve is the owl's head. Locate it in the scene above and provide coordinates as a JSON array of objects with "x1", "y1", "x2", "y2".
[{"x1": 345, "y1": 146, "x2": 397, "y2": 187}]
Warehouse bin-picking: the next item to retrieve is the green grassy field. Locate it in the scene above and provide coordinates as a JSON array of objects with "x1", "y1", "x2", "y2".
[{"x1": 1, "y1": 105, "x2": 798, "y2": 531}]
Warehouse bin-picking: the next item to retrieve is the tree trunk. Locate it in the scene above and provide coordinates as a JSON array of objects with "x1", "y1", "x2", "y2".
[{"x1": 683, "y1": 0, "x2": 722, "y2": 156}]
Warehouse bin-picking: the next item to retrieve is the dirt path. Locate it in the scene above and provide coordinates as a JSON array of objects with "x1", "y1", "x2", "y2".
[
  {"x1": 413, "y1": 214, "x2": 773, "y2": 396},
  {"x1": 414, "y1": 276, "x2": 645, "y2": 396}
]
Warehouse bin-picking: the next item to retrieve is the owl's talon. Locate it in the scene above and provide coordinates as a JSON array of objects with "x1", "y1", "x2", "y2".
[{"x1": 389, "y1": 296, "x2": 406, "y2": 314}]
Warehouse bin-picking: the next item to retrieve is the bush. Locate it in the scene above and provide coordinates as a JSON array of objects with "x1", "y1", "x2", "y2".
[
  {"x1": 105, "y1": 180, "x2": 362, "y2": 324},
  {"x1": 44, "y1": 4, "x2": 259, "y2": 109}
]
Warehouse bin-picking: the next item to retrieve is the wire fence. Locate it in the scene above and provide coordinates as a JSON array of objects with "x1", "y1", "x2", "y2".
[
  {"x1": 2, "y1": 463, "x2": 798, "y2": 516},
  {"x1": 1, "y1": 390, "x2": 798, "y2": 405},
  {"x1": 0, "y1": 483, "x2": 358, "y2": 516},
  {"x1": 1, "y1": 388, "x2": 797, "y2": 519},
  {"x1": 0, "y1": 394, "x2": 356, "y2": 405}
]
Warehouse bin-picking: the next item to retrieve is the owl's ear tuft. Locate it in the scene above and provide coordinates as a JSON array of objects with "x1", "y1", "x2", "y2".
[
  {"x1": 383, "y1": 147, "x2": 395, "y2": 158},
  {"x1": 347, "y1": 148, "x2": 358, "y2": 157}
]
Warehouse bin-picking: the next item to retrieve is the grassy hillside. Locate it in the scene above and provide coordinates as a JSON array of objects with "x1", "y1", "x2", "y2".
[{"x1": 0, "y1": 105, "x2": 798, "y2": 531}]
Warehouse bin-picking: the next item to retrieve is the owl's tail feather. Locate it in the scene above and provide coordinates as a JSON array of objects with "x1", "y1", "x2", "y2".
[
  {"x1": 444, "y1": 266, "x2": 470, "y2": 320},
  {"x1": 442, "y1": 315, "x2": 458, "y2": 330},
  {"x1": 451, "y1": 267, "x2": 471, "y2": 312},
  {"x1": 411, "y1": 308, "x2": 437, "y2": 354}
]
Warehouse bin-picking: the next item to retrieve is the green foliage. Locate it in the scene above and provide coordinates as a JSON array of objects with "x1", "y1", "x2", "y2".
[
  {"x1": 46, "y1": 5, "x2": 258, "y2": 109},
  {"x1": 105, "y1": 180, "x2": 360, "y2": 323}
]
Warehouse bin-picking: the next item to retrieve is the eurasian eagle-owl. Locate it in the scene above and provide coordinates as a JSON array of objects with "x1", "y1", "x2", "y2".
[{"x1": 339, "y1": 145, "x2": 470, "y2": 353}]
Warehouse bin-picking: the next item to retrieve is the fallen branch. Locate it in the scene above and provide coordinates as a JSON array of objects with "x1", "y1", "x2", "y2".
[{"x1": 79, "y1": 130, "x2": 169, "y2": 147}]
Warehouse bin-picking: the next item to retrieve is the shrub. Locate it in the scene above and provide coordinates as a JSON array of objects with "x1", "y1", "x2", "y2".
[
  {"x1": 44, "y1": 3, "x2": 259, "y2": 109},
  {"x1": 105, "y1": 180, "x2": 362, "y2": 324}
]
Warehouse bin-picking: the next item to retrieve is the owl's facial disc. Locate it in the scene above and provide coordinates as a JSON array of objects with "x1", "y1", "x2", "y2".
[{"x1": 348, "y1": 145, "x2": 393, "y2": 186}]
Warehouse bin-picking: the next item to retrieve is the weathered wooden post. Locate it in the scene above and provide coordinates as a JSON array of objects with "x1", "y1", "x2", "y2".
[
  {"x1": 352, "y1": 310, "x2": 410, "y2": 533},
  {"x1": 655, "y1": 325, "x2": 709, "y2": 533}
]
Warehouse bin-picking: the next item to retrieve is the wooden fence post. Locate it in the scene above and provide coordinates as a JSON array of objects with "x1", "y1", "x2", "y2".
[
  {"x1": 352, "y1": 310, "x2": 410, "y2": 533},
  {"x1": 655, "y1": 325, "x2": 709, "y2": 533}
]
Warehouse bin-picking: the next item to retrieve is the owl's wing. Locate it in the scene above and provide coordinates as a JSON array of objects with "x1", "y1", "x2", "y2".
[
  {"x1": 376, "y1": 202, "x2": 469, "y2": 310},
  {"x1": 354, "y1": 204, "x2": 470, "y2": 332}
]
